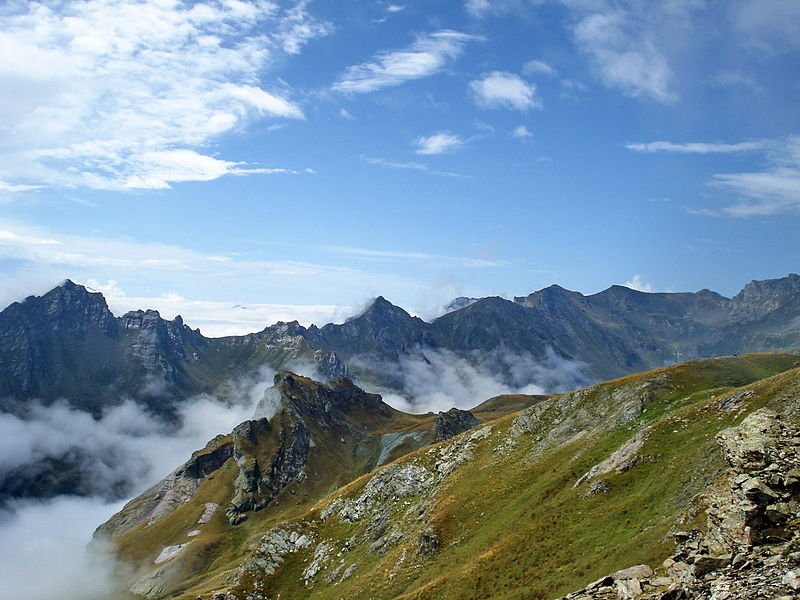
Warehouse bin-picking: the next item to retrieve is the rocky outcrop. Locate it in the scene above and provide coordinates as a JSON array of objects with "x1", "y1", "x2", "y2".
[
  {"x1": 560, "y1": 409, "x2": 800, "y2": 600},
  {"x1": 226, "y1": 416, "x2": 308, "y2": 524},
  {"x1": 433, "y1": 408, "x2": 480, "y2": 441},
  {"x1": 95, "y1": 434, "x2": 235, "y2": 540},
  {"x1": 730, "y1": 273, "x2": 800, "y2": 323},
  {"x1": 574, "y1": 429, "x2": 650, "y2": 488}
]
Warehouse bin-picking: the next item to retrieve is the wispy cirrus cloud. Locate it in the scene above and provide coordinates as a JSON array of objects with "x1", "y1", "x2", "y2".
[
  {"x1": 84, "y1": 280, "x2": 349, "y2": 336},
  {"x1": 628, "y1": 136, "x2": 800, "y2": 217},
  {"x1": 572, "y1": 10, "x2": 676, "y2": 102},
  {"x1": 0, "y1": 219, "x2": 439, "y2": 330},
  {"x1": 709, "y1": 138, "x2": 800, "y2": 216},
  {"x1": 0, "y1": 0, "x2": 329, "y2": 191},
  {"x1": 332, "y1": 30, "x2": 479, "y2": 93},
  {"x1": 469, "y1": 71, "x2": 540, "y2": 110},
  {"x1": 523, "y1": 59, "x2": 558, "y2": 77},
  {"x1": 415, "y1": 132, "x2": 466, "y2": 155},
  {"x1": 362, "y1": 156, "x2": 468, "y2": 178},
  {"x1": 626, "y1": 140, "x2": 766, "y2": 154},
  {"x1": 327, "y1": 245, "x2": 511, "y2": 268}
]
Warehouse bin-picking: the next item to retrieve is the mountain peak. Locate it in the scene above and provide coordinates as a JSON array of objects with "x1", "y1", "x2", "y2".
[
  {"x1": 21, "y1": 280, "x2": 116, "y2": 332},
  {"x1": 514, "y1": 284, "x2": 584, "y2": 309},
  {"x1": 350, "y1": 295, "x2": 419, "y2": 324},
  {"x1": 273, "y1": 371, "x2": 391, "y2": 418},
  {"x1": 730, "y1": 273, "x2": 800, "y2": 322}
]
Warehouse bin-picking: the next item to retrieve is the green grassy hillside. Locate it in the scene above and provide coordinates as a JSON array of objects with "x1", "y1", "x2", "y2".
[{"x1": 107, "y1": 353, "x2": 800, "y2": 600}]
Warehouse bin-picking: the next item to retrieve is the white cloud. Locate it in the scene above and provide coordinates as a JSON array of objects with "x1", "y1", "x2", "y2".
[
  {"x1": 0, "y1": 0, "x2": 329, "y2": 190},
  {"x1": 0, "y1": 367, "x2": 279, "y2": 599},
  {"x1": 512, "y1": 125, "x2": 533, "y2": 140},
  {"x1": 415, "y1": 132, "x2": 466, "y2": 155},
  {"x1": 0, "y1": 497, "x2": 124, "y2": 600},
  {"x1": 465, "y1": 0, "x2": 493, "y2": 15},
  {"x1": 339, "y1": 108, "x2": 356, "y2": 120},
  {"x1": 523, "y1": 59, "x2": 557, "y2": 77},
  {"x1": 328, "y1": 245, "x2": 511, "y2": 269},
  {"x1": 357, "y1": 347, "x2": 587, "y2": 414},
  {"x1": 729, "y1": 0, "x2": 800, "y2": 52},
  {"x1": 0, "y1": 219, "x2": 433, "y2": 324},
  {"x1": 628, "y1": 136, "x2": 800, "y2": 217},
  {"x1": 710, "y1": 137, "x2": 800, "y2": 215},
  {"x1": 469, "y1": 71, "x2": 541, "y2": 110},
  {"x1": 332, "y1": 30, "x2": 479, "y2": 93},
  {"x1": 362, "y1": 156, "x2": 467, "y2": 178},
  {"x1": 465, "y1": 0, "x2": 530, "y2": 17},
  {"x1": 274, "y1": 0, "x2": 335, "y2": 55},
  {"x1": 623, "y1": 274, "x2": 654, "y2": 293},
  {"x1": 0, "y1": 181, "x2": 44, "y2": 193},
  {"x1": 626, "y1": 141, "x2": 765, "y2": 154},
  {"x1": 572, "y1": 10, "x2": 676, "y2": 102}
]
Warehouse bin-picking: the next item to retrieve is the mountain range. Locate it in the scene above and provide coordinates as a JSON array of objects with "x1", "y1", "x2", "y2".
[
  {"x1": 3, "y1": 276, "x2": 800, "y2": 598},
  {"x1": 2, "y1": 274, "x2": 799, "y2": 418}
]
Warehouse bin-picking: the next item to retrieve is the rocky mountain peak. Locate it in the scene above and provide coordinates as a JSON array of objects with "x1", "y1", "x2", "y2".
[
  {"x1": 18, "y1": 278, "x2": 117, "y2": 336},
  {"x1": 730, "y1": 273, "x2": 800, "y2": 322},
  {"x1": 357, "y1": 296, "x2": 419, "y2": 323},
  {"x1": 273, "y1": 372, "x2": 391, "y2": 419},
  {"x1": 514, "y1": 284, "x2": 584, "y2": 309}
]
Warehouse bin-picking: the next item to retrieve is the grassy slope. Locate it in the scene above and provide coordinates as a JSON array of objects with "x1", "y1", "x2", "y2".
[{"x1": 116, "y1": 353, "x2": 800, "y2": 600}]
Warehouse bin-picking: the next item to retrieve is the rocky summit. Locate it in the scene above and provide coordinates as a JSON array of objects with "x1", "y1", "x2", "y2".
[{"x1": 96, "y1": 353, "x2": 800, "y2": 600}]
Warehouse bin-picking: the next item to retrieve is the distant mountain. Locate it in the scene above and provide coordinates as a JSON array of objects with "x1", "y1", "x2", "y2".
[
  {"x1": 2, "y1": 275, "x2": 800, "y2": 417},
  {"x1": 0, "y1": 280, "x2": 347, "y2": 417}
]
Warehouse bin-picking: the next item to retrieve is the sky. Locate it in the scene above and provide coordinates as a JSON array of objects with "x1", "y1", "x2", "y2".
[{"x1": 0, "y1": 0, "x2": 798, "y2": 336}]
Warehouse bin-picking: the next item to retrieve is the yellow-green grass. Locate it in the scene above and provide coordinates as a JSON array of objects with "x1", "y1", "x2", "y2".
[{"x1": 116, "y1": 353, "x2": 800, "y2": 600}]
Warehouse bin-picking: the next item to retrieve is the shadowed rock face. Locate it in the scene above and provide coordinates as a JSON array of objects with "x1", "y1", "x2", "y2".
[
  {"x1": 96, "y1": 373, "x2": 431, "y2": 541},
  {"x1": 433, "y1": 408, "x2": 480, "y2": 441}
]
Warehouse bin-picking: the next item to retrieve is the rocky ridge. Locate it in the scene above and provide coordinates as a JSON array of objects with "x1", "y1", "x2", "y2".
[{"x1": 560, "y1": 409, "x2": 800, "y2": 600}]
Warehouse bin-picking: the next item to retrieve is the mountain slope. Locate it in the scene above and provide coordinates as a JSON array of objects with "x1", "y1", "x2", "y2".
[
  {"x1": 97, "y1": 372, "x2": 530, "y2": 599},
  {"x1": 98, "y1": 353, "x2": 800, "y2": 600}
]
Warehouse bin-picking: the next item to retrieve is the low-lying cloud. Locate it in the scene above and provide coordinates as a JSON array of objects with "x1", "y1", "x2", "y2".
[
  {"x1": 355, "y1": 347, "x2": 588, "y2": 414},
  {"x1": 0, "y1": 366, "x2": 276, "y2": 599}
]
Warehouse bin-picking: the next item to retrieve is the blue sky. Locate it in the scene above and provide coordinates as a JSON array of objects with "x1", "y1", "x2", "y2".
[{"x1": 0, "y1": 0, "x2": 798, "y2": 335}]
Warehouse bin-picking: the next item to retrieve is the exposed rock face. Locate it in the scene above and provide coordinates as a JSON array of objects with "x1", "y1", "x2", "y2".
[
  {"x1": 433, "y1": 407, "x2": 480, "y2": 441},
  {"x1": 229, "y1": 424, "x2": 495, "y2": 598},
  {"x1": 730, "y1": 273, "x2": 800, "y2": 322},
  {"x1": 574, "y1": 429, "x2": 649, "y2": 488},
  {"x1": 560, "y1": 409, "x2": 800, "y2": 600},
  {"x1": 95, "y1": 433, "x2": 236, "y2": 540}
]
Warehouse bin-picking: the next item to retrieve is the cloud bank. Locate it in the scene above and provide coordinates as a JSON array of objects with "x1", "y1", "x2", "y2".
[
  {"x1": 0, "y1": 0, "x2": 329, "y2": 190},
  {"x1": 356, "y1": 347, "x2": 588, "y2": 414},
  {"x1": 0, "y1": 365, "x2": 279, "y2": 599}
]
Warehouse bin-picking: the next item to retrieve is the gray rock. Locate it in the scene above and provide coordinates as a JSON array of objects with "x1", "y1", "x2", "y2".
[{"x1": 433, "y1": 408, "x2": 480, "y2": 441}]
